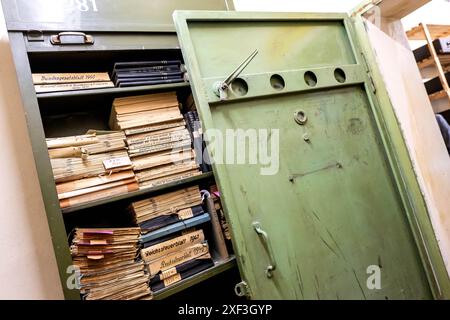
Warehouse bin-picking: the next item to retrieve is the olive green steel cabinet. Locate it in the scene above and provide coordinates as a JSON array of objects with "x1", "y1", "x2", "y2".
[
  {"x1": 173, "y1": 11, "x2": 450, "y2": 299},
  {"x1": 2, "y1": 0, "x2": 449, "y2": 300},
  {"x1": 0, "y1": 0, "x2": 237, "y2": 300}
]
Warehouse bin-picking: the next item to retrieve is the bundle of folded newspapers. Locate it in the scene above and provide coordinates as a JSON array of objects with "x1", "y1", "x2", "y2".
[
  {"x1": 140, "y1": 229, "x2": 213, "y2": 292},
  {"x1": 70, "y1": 228, "x2": 152, "y2": 300},
  {"x1": 128, "y1": 185, "x2": 205, "y2": 233},
  {"x1": 109, "y1": 92, "x2": 202, "y2": 189},
  {"x1": 47, "y1": 131, "x2": 138, "y2": 208}
]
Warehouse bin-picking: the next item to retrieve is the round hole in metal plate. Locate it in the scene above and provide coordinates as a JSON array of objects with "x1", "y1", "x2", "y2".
[
  {"x1": 334, "y1": 68, "x2": 346, "y2": 83},
  {"x1": 231, "y1": 78, "x2": 249, "y2": 97},
  {"x1": 270, "y1": 74, "x2": 285, "y2": 91},
  {"x1": 304, "y1": 71, "x2": 317, "y2": 87},
  {"x1": 294, "y1": 110, "x2": 307, "y2": 125}
]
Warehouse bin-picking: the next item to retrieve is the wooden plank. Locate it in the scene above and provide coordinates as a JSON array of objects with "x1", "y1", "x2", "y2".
[
  {"x1": 421, "y1": 23, "x2": 450, "y2": 103},
  {"x1": 407, "y1": 24, "x2": 450, "y2": 40},
  {"x1": 429, "y1": 89, "x2": 449, "y2": 101},
  {"x1": 376, "y1": 0, "x2": 431, "y2": 19},
  {"x1": 355, "y1": 0, "x2": 430, "y2": 20},
  {"x1": 418, "y1": 57, "x2": 435, "y2": 69},
  {"x1": 431, "y1": 95, "x2": 450, "y2": 114},
  {"x1": 365, "y1": 20, "x2": 450, "y2": 279},
  {"x1": 417, "y1": 55, "x2": 450, "y2": 69}
]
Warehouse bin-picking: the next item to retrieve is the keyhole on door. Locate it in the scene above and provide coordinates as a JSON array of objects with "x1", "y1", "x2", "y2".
[{"x1": 294, "y1": 110, "x2": 307, "y2": 125}]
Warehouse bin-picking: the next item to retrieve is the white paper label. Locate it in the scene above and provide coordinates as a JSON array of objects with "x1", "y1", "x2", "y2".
[
  {"x1": 177, "y1": 208, "x2": 194, "y2": 220},
  {"x1": 161, "y1": 267, "x2": 178, "y2": 280},
  {"x1": 163, "y1": 273, "x2": 182, "y2": 287},
  {"x1": 103, "y1": 157, "x2": 132, "y2": 170}
]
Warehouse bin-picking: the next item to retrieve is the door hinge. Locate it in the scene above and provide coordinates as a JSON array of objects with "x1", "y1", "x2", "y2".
[
  {"x1": 360, "y1": 52, "x2": 377, "y2": 94},
  {"x1": 234, "y1": 281, "x2": 251, "y2": 298}
]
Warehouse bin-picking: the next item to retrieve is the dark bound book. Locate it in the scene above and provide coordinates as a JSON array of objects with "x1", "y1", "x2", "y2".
[
  {"x1": 118, "y1": 78, "x2": 184, "y2": 87},
  {"x1": 114, "y1": 66, "x2": 181, "y2": 74},
  {"x1": 114, "y1": 71, "x2": 183, "y2": 80},
  {"x1": 184, "y1": 111, "x2": 211, "y2": 173},
  {"x1": 139, "y1": 205, "x2": 204, "y2": 233},
  {"x1": 193, "y1": 111, "x2": 212, "y2": 172},
  {"x1": 150, "y1": 258, "x2": 214, "y2": 292},
  {"x1": 113, "y1": 60, "x2": 182, "y2": 72},
  {"x1": 115, "y1": 75, "x2": 183, "y2": 87}
]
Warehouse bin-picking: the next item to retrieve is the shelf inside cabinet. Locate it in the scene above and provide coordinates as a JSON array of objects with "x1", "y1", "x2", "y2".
[
  {"x1": 62, "y1": 172, "x2": 214, "y2": 214},
  {"x1": 36, "y1": 82, "x2": 190, "y2": 99},
  {"x1": 418, "y1": 55, "x2": 450, "y2": 69},
  {"x1": 153, "y1": 256, "x2": 237, "y2": 300},
  {"x1": 429, "y1": 89, "x2": 450, "y2": 101}
]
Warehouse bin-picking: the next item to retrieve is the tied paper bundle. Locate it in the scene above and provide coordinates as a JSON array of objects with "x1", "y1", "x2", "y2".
[
  {"x1": 47, "y1": 131, "x2": 138, "y2": 208},
  {"x1": 111, "y1": 60, "x2": 186, "y2": 87},
  {"x1": 139, "y1": 229, "x2": 213, "y2": 292},
  {"x1": 32, "y1": 72, "x2": 114, "y2": 93},
  {"x1": 109, "y1": 92, "x2": 201, "y2": 189},
  {"x1": 129, "y1": 185, "x2": 204, "y2": 233},
  {"x1": 70, "y1": 228, "x2": 152, "y2": 300},
  {"x1": 210, "y1": 185, "x2": 231, "y2": 241}
]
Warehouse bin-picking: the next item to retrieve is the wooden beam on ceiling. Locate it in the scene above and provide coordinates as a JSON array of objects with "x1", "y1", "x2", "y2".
[{"x1": 375, "y1": 0, "x2": 431, "y2": 19}]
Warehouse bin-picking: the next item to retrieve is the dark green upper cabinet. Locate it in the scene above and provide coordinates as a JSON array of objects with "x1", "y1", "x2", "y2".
[
  {"x1": 1, "y1": 0, "x2": 234, "y2": 32},
  {"x1": 173, "y1": 11, "x2": 450, "y2": 299}
]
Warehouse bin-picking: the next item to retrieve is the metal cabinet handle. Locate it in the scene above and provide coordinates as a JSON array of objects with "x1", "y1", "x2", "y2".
[
  {"x1": 252, "y1": 221, "x2": 277, "y2": 278},
  {"x1": 51, "y1": 32, "x2": 94, "y2": 45}
]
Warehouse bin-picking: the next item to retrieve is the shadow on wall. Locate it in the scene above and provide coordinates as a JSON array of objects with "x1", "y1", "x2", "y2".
[{"x1": 0, "y1": 9, "x2": 63, "y2": 299}]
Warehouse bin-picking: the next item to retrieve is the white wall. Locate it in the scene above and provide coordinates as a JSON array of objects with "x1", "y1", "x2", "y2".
[
  {"x1": 234, "y1": 0, "x2": 361, "y2": 12},
  {"x1": 0, "y1": 7, "x2": 64, "y2": 299}
]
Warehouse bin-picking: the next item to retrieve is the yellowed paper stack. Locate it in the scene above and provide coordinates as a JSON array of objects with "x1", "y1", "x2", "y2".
[
  {"x1": 129, "y1": 185, "x2": 203, "y2": 225},
  {"x1": 140, "y1": 229, "x2": 214, "y2": 292},
  {"x1": 109, "y1": 92, "x2": 201, "y2": 189},
  {"x1": 46, "y1": 131, "x2": 138, "y2": 208},
  {"x1": 70, "y1": 228, "x2": 152, "y2": 300}
]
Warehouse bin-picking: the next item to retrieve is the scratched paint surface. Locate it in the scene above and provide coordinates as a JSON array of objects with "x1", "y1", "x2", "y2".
[
  {"x1": 176, "y1": 15, "x2": 433, "y2": 299},
  {"x1": 208, "y1": 87, "x2": 431, "y2": 299}
]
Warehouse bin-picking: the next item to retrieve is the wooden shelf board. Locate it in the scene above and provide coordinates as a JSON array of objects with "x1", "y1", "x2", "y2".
[
  {"x1": 418, "y1": 55, "x2": 450, "y2": 69},
  {"x1": 429, "y1": 89, "x2": 450, "y2": 101},
  {"x1": 431, "y1": 96, "x2": 450, "y2": 114},
  {"x1": 153, "y1": 256, "x2": 237, "y2": 300},
  {"x1": 407, "y1": 24, "x2": 450, "y2": 40},
  {"x1": 36, "y1": 82, "x2": 190, "y2": 99},
  {"x1": 61, "y1": 172, "x2": 213, "y2": 213}
]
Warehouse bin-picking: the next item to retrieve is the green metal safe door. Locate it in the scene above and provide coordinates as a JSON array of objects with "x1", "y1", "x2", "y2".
[{"x1": 173, "y1": 11, "x2": 449, "y2": 299}]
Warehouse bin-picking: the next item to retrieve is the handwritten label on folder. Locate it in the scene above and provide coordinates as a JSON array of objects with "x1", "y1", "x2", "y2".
[{"x1": 103, "y1": 157, "x2": 132, "y2": 170}]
